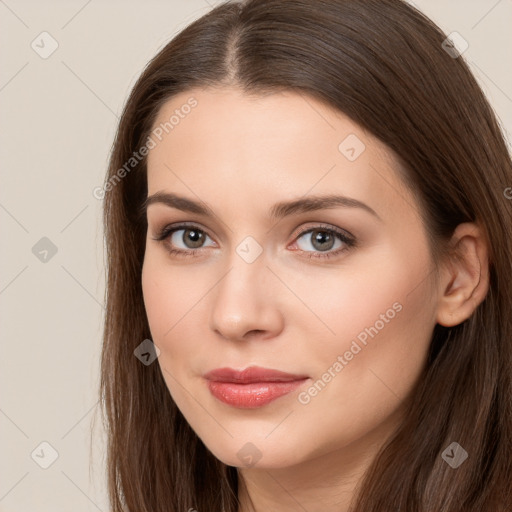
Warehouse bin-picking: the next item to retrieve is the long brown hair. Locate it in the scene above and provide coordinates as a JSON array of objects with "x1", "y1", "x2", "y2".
[{"x1": 97, "y1": 0, "x2": 512, "y2": 510}]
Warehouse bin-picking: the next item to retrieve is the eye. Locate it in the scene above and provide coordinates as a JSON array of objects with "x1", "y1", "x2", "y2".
[
  {"x1": 291, "y1": 224, "x2": 356, "y2": 260},
  {"x1": 152, "y1": 223, "x2": 215, "y2": 257},
  {"x1": 152, "y1": 222, "x2": 356, "y2": 260}
]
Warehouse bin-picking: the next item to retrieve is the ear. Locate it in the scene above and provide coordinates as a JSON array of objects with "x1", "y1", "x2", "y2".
[{"x1": 436, "y1": 222, "x2": 490, "y2": 327}]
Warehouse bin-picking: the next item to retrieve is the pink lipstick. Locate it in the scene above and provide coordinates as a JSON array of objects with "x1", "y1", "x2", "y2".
[{"x1": 204, "y1": 366, "x2": 309, "y2": 408}]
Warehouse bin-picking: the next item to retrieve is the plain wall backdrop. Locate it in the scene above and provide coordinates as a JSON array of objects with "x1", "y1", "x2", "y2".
[{"x1": 1, "y1": 0, "x2": 511, "y2": 510}]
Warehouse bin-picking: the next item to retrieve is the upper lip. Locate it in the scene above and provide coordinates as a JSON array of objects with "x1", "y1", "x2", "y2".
[{"x1": 203, "y1": 366, "x2": 308, "y2": 383}]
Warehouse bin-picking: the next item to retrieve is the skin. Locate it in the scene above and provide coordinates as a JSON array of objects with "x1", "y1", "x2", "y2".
[{"x1": 141, "y1": 86, "x2": 489, "y2": 511}]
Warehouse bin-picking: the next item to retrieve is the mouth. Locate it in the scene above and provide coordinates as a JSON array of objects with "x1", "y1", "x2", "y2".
[{"x1": 203, "y1": 366, "x2": 309, "y2": 408}]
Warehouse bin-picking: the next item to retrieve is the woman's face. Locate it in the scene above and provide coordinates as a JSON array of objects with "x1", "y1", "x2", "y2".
[{"x1": 141, "y1": 86, "x2": 439, "y2": 469}]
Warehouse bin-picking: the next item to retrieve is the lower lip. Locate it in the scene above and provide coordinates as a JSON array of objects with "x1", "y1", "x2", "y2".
[{"x1": 206, "y1": 379, "x2": 307, "y2": 408}]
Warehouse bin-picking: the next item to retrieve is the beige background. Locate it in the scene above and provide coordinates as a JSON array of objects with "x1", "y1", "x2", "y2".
[{"x1": 1, "y1": 1, "x2": 511, "y2": 510}]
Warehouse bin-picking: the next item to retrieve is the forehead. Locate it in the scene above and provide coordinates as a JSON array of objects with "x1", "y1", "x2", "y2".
[{"x1": 145, "y1": 86, "x2": 415, "y2": 224}]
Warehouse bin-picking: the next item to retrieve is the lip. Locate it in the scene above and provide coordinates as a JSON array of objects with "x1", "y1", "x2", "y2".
[
  {"x1": 204, "y1": 366, "x2": 308, "y2": 383},
  {"x1": 204, "y1": 366, "x2": 309, "y2": 408}
]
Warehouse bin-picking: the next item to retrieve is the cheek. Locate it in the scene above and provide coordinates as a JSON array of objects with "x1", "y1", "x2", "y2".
[
  {"x1": 142, "y1": 253, "x2": 202, "y2": 335},
  {"x1": 141, "y1": 257, "x2": 205, "y2": 410},
  {"x1": 283, "y1": 244, "x2": 432, "y2": 349},
  {"x1": 141, "y1": 255, "x2": 213, "y2": 372},
  {"x1": 285, "y1": 254, "x2": 435, "y2": 458},
  {"x1": 295, "y1": 247, "x2": 435, "y2": 412},
  {"x1": 142, "y1": 261, "x2": 173, "y2": 338}
]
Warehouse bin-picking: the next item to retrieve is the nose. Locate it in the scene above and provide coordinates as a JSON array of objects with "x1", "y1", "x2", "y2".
[{"x1": 209, "y1": 253, "x2": 285, "y2": 342}]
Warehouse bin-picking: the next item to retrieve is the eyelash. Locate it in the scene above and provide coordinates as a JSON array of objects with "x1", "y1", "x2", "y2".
[{"x1": 152, "y1": 222, "x2": 356, "y2": 261}]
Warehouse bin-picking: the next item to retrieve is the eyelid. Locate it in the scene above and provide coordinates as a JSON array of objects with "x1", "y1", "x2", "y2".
[
  {"x1": 152, "y1": 221, "x2": 216, "y2": 242},
  {"x1": 291, "y1": 222, "x2": 355, "y2": 242}
]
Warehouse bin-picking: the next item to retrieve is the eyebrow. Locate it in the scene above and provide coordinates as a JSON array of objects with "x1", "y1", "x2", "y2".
[{"x1": 141, "y1": 191, "x2": 381, "y2": 222}]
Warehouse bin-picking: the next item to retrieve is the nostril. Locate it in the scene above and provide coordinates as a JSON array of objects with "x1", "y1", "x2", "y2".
[{"x1": 246, "y1": 329, "x2": 266, "y2": 338}]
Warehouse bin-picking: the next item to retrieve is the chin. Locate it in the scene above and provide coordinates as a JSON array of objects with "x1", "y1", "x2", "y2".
[{"x1": 199, "y1": 433, "x2": 309, "y2": 469}]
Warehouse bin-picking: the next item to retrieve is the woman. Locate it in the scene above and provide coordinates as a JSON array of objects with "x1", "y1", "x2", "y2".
[{"x1": 98, "y1": 0, "x2": 512, "y2": 510}]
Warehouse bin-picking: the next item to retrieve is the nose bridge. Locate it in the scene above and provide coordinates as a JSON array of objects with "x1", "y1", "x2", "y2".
[{"x1": 209, "y1": 241, "x2": 283, "y2": 341}]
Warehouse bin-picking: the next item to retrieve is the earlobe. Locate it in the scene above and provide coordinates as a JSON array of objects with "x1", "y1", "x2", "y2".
[{"x1": 435, "y1": 222, "x2": 490, "y2": 327}]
